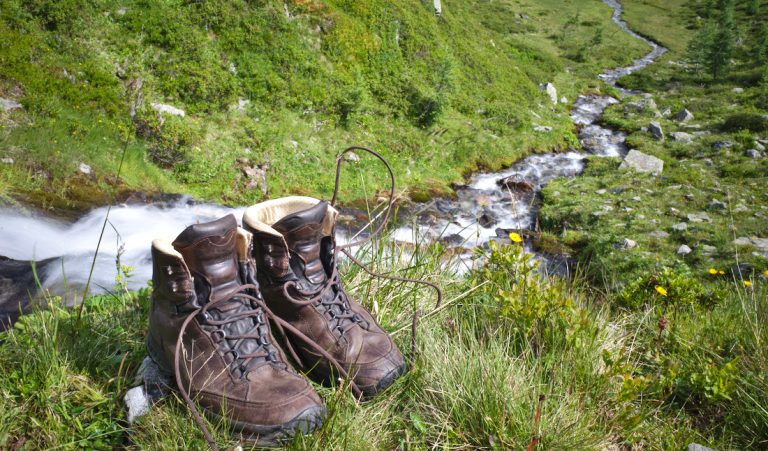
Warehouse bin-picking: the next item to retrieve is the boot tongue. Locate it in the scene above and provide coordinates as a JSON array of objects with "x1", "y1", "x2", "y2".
[
  {"x1": 272, "y1": 200, "x2": 330, "y2": 286},
  {"x1": 172, "y1": 214, "x2": 241, "y2": 302}
]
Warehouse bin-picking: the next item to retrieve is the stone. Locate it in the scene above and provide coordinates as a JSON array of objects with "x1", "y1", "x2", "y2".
[
  {"x1": 700, "y1": 245, "x2": 717, "y2": 256},
  {"x1": 344, "y1": 151, "x2": 360, "y2": 163},
  {"x1": 124, "y1": 386, "x2": 150, "y2": 424},
  {"x1": 703, "y1": 158, "x2": 714, "y2": 167},
  {"x1": 732, "y1": 87, "x2": 744, "y2": 93},
  {"x1": 688, "y1": 443, "x2": 716, "y2": 451},
  {"x1": 620, "y1": 149, "x2": 664, "y2": 175},
  {"x1": 712, "y1": 141, "x2": 732, "y2": 150},
  {"x1": 596, "y1": 189, "x2": 607, "y2": 195},
  {"x1": 677, "y1": 244, "x2": 692, "y2": 256},
  {"x1": 0, "y1": 97, "x2": 23, "y2": 112},
  {"x1": 672, "y1": 222, "x2": 688, "y2": 231},
  {"x1": 498, "y1": 176, "x2": 534, "y2": 192},
  {"x1": 0, "y1": 157, "x2": 13, "y2": 164},
  {"x1": 116, "y1": 7, "x2": 127, "y2": 15},
  {"x1": 151, "y1": 102, "x2": 185, "y2": 118},
  {"x1": 708, "y1": 199, "x2": 726, "y2": 210},
  {"x1": 478, "y1": 211, "x2": 496, "y2": 228},
  {"x1": 687, "y1": 212, "x2": 711, "y2": 222},
  {"x1": 620, "y1": 238, "x2": 637, "y2": 250},
  {"x1": 755, "y1": 141, "x2": 765, "y2": 151},
  {"x1": 123, "y1": 356, "x2": 173, "y2": 425},
  {"x1": 560, "y1": 96, "x2": 568, "y2": 104},
  {"x1": 649, "y1": 122, "x2": 664, "y2": 140},
  {"x1": 624, "y1": 98, "x2": 659, "y2": 115},
  {"x1": 669, "y1": 132, "x2": 693, "y2": 143},
  {"x1": 745, "y1": 149, "x2": 763, "y2": 159},
  {"x1": 78, "y1": 163, "x2": 92, "y2": 175},
  {"x1": 675, "y1": 108, "x2": 694, "y2": 122},
  {"x1": 533, "y1": 124, "x2": 552, "y2": 132},
  {"x1": 649, "y1": 231, "x2": 670, "y2": 239},
  {"x1": 540, "y1": 83, "x2": 558, "y2": 105},
  {"x1": 632, "y1": 196, "x2": 642, "y2": 201}
]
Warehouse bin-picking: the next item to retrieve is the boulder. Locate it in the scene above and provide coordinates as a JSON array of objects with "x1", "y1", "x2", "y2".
[
  {"x1": 498, "y1": 176, "x2": 534, "y2": 192},
  {"x1": 745, "y1": 149, "x2": 764, "y2": 159},
  {"x1": 533, "y1": 124, "x2": 552, "y2": 132},
  {"x1": 669, "y1": 132, "x2": 693, "y2": 143},
  {"x1": 707, "y1": 199, "x2": 726, "y2": 210},
  {"x1": 620, "y1": 238, "x2": 637, "y2": 250},
  {"x1": 620, "y1": 149, "x2": 664, "y2": 175},
  {"x1": 677, "y1": 244, "x2": 692, "y2": 256},
  {"x1": 687, "y1": 212, "x2": 711, "y2": 223},
  {"x1": 675, "y1": 108, "x2": 694, "y2": 122},
  {"x1": 672, "y1": 222, "x2": 688, "y2": 231},
  {"x1": 649, "y1": 231, "x2": 670, "y2": 239},
  {"x1": 0, "y1": 97, "x2": 22, "y2": 112},
  {"x1": 1, "y1": 157, "x2": 13, "y2": 164},
  {"x1": 649, "y1": 122, "x2": 664, "y2": 140},
  {"x1": 78, "y1": 162, "x2": 92, "y2": 175},
  {"x1": 712, "y1": 140, "x2": 733, "y2": 150},
  {"x1": 624, "y1": 98, "x2": 659, "y2": 115},
  {"x1": 540, "y1": 83, "x2": 558, "y2": 105},
  {"x1": 755, "y1": 141, "x2": 765, "y2": 151},
  {"x1": 151, "y1": 102, "x2": 185, "y2": 118},
  {"x1": 731, "y1": 87, "x2": 744, "y2": 93}
]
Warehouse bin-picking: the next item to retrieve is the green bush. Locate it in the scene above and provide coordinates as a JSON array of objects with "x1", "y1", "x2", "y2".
[{"x1": 721, "y1": 112, "x2": 768, "y2": 132}]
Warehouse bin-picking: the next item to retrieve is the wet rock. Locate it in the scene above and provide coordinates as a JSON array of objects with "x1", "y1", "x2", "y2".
[
  {"x1": 1, "y1": 157, "x2": 13, "y2": 164},
  {"x1": 540, "y1": 82, "x2": 557, "y2": 105},
  {"x1": 78, "y1": 162, "x2": 92, "y2": 175},
  {"x1": 498, "y1": 176, "x2": 534, "y2": 192},
  {"x1": 620, "y1": 149, "x2": 664, "y2": 175},
  {"x1": 675, "y1": 108, "x2": 694, "y2": 122},
  {"x1": 0, "y1": 97, "x2": 23, "y2": 112},
  {"x1": 669, "y1": 132, "x2": 693, "y2": 143},
  {"x1": 687, "y1": 212, "x2": 711, "y2": 223},
  {"x1": 677, "y1": 244, "x2": 692, "y2": 255},
  {"x1": 478, "y1": 211, "x2": 496, "y2": 228},
  {"x1": 745, "y1": 148, "x2": 764, "y2": 159},
  {"x1": 672, "y1": 222, "x2": 688, "y2": 231},
  {"x1": 0, "y1": 256, "x2": 57, "y2": 330},
  {"x1": 440, "y1": 234, "x2": 465, "y2": 246},
  {"x1": 649, "y1": 122, "x2": 664, "y2": 140},
  {"x1": 707, "y1": 199, "x2": 726, "y2": 210},
  {"x1": 712, "y1": 140, "x2": 733, "y2": 150}
]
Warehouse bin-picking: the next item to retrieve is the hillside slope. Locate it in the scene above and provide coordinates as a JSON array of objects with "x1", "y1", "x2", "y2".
[{"x1": 0, "y1": 0, "x2": 648, "y2": 212}]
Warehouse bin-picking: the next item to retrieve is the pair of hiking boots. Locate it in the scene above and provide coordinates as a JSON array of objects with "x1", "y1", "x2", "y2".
[{"x1": 146, "y1": 196, "x2": 405, "y2": 447}]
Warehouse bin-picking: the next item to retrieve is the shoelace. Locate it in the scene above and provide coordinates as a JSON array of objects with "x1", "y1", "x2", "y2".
[{"x1": 174, "y1": 283, "x2": 362, "y2": 451}]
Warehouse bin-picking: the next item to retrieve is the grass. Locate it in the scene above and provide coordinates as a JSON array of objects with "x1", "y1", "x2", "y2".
[
  {"x1": 1, "y1": 0, "x2": 649, "y2": 213},
  {"x1": 1, "y1": 237, "x2": 767, "y2": 448}
]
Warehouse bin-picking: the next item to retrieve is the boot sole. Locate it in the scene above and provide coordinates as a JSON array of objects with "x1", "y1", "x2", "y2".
[
  {"x1": 145, "y1": 344, "x2": 325, "y2": 446},
  {"x1": 361, "y1": 362, "x2": 408, "y2": 398}
]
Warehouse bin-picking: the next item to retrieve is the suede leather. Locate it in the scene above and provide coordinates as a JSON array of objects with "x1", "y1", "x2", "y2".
[
  {"x1": 147, "y1": 215, "x2": 324, "y2": 430},
  {"x1": 244, "y1": 202, "x2": 405, "y2": 394}
]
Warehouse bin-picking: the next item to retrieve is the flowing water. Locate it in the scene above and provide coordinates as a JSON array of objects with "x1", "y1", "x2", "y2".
[{"x1": 0, "y1": 0, "x2": 667, "y2": 303}]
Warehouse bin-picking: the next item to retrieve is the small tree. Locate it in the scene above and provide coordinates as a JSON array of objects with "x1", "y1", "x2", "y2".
[{"x1": 686, "y1": 0, "x2": 735, "y2": 80}]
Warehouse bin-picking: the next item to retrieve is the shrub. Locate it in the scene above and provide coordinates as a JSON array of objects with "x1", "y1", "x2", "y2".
[{"x1": 721, "y1": 112, "x2": 768, "y2": 132}]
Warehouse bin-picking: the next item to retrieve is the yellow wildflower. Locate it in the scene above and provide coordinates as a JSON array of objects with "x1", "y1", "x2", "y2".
[
  {"x1": 719, "y1": 271, "x2": 725, "y2": 275},
  {"x1": 708, "y1": 268, "x2": 718, "y2": 275},
  {"x1": 655, "y1": 286, "x2": 668, "y2": 297},
  {"x1": 744, "y1": 280, "x2": 752, "y2": 287},
  {"x1": 509, "y1": 232, "x2": 523, "y2": 243},
  {"x1": 763, "y1": 270, "x2": 768, "y2": 278}
]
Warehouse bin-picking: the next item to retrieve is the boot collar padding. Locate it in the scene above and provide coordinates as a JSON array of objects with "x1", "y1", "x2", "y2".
[
  {"x1": 151, "y1": 239, "x2": 193, "y2": 279},
  {"x1": 243, "y1": 196, "x2": 338, "y2": 238},
  {"x1": 235, "y1": 228, "x2": 252, "y2": 262}
]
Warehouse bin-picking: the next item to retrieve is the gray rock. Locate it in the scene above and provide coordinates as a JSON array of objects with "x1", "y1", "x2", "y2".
[
  {"x1": 617, "y1": 238, "x2": 637, "y2": 250},
  {"x1": 0, "y1": 97, "x2": 22, "y2": 112},
  {"x1": 708, "y1": 199, "x2": 726, "y2": 210},
  {"x1": 755, "y1": 141, "x2": 765, "y2": 151},
  {"x1": 745, "y1": 149, "x2": 764, "y2": 159},
  {"x1": 116, "y1": 7, "x2": 127, "y2": 15},
  {"x1": 151, "y1": 102, "x2": 185, "y2": 118},
  {"x1": 688, "y1": 443, "x2": 716, "y2": 451},
  {"x1": 344, "y1": 151, "x2": 360, "y2": 163},
  {"x1": 78, "y1": 163, "x2": 92, "y2": 175},
  {"x1": 672, "y1": 222, "x2": 688, "y2": 231},
  {"x1": 533, "y1": 124, "x2": 552, "y2": 132},
  {"x1": 649, "y1": 122, "x2": 664, "y2": 140},
  {"x1": 1, "y1": 157, "x2": 13, "y2": 164},
  {"x1": 677, "y1": 244, "x2": 692, "y2": 255},
  {"x1": 712, "y1": 141, "x2": 733, "y2": 150},
  {"x1": 649, "y1": 231, "x2": 670, "y2": 239},
  {"x1": 620, "y1": 149, "x2": 664, "y2": 175},
  {"x1": 540, "y1": 83, "x2": 558, "y2": 105},
  {"x1": 675, "y1": 108, "x2": 694, "y2": 122},
  {"x1": 732, "y1": 87, "x2": 744, "y2": 93},
  {"x1": 703, "y1": 158, "x2": 714, "y2": 167},
  {"x1": 560, "y1": 96, "x2": 568, "y2": 104},
  {"x1": 625, "y1": 98, "x2": 659, "y2": 115},
  {"x1": 123, "y1": 356, "x2": 173, "y2": 424},
  {"x1": 700, "y1": 245, "x2": 717, "y2": 255},
  {"x1": 687, "y1": 212, "x2": 711, "y2": 222},
  {"x1": 669, "y1": 132, "x2": 693, "y2": 143}
]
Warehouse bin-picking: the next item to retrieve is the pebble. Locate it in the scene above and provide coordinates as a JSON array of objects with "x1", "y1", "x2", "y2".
[{"x1": 78, "y1": 163, "x2": 92, "y2": 175}]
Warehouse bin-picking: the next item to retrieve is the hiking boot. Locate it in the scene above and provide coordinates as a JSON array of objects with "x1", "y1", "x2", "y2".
[
  {"x1": 242, "y1": 196, "x2": 406, "y2": 397},
  {"x1": 146, "y1": 214, "x2": 325, "y2": 446}
]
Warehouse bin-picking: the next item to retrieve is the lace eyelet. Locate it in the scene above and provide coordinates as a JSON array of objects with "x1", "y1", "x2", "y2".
[
  {"x1": 210, "y1": 330, "x2": 226, "y2": 342},
  {"x1": 228, "y1": 350, "x2": 239, "y2": 360}
]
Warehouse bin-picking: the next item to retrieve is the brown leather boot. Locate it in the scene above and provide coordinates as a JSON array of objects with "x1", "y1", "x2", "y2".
[
  {"x1": 242, "y1": 196, "x2": 406, "y2": 397},
  {"x1": 146, "y1": 214, "x2": 325, "y2": 446}
]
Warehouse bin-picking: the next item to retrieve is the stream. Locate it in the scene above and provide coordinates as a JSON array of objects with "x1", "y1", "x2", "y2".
[{"x1": 0, "y1": 0, "x2": 667, "y2": 326}]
